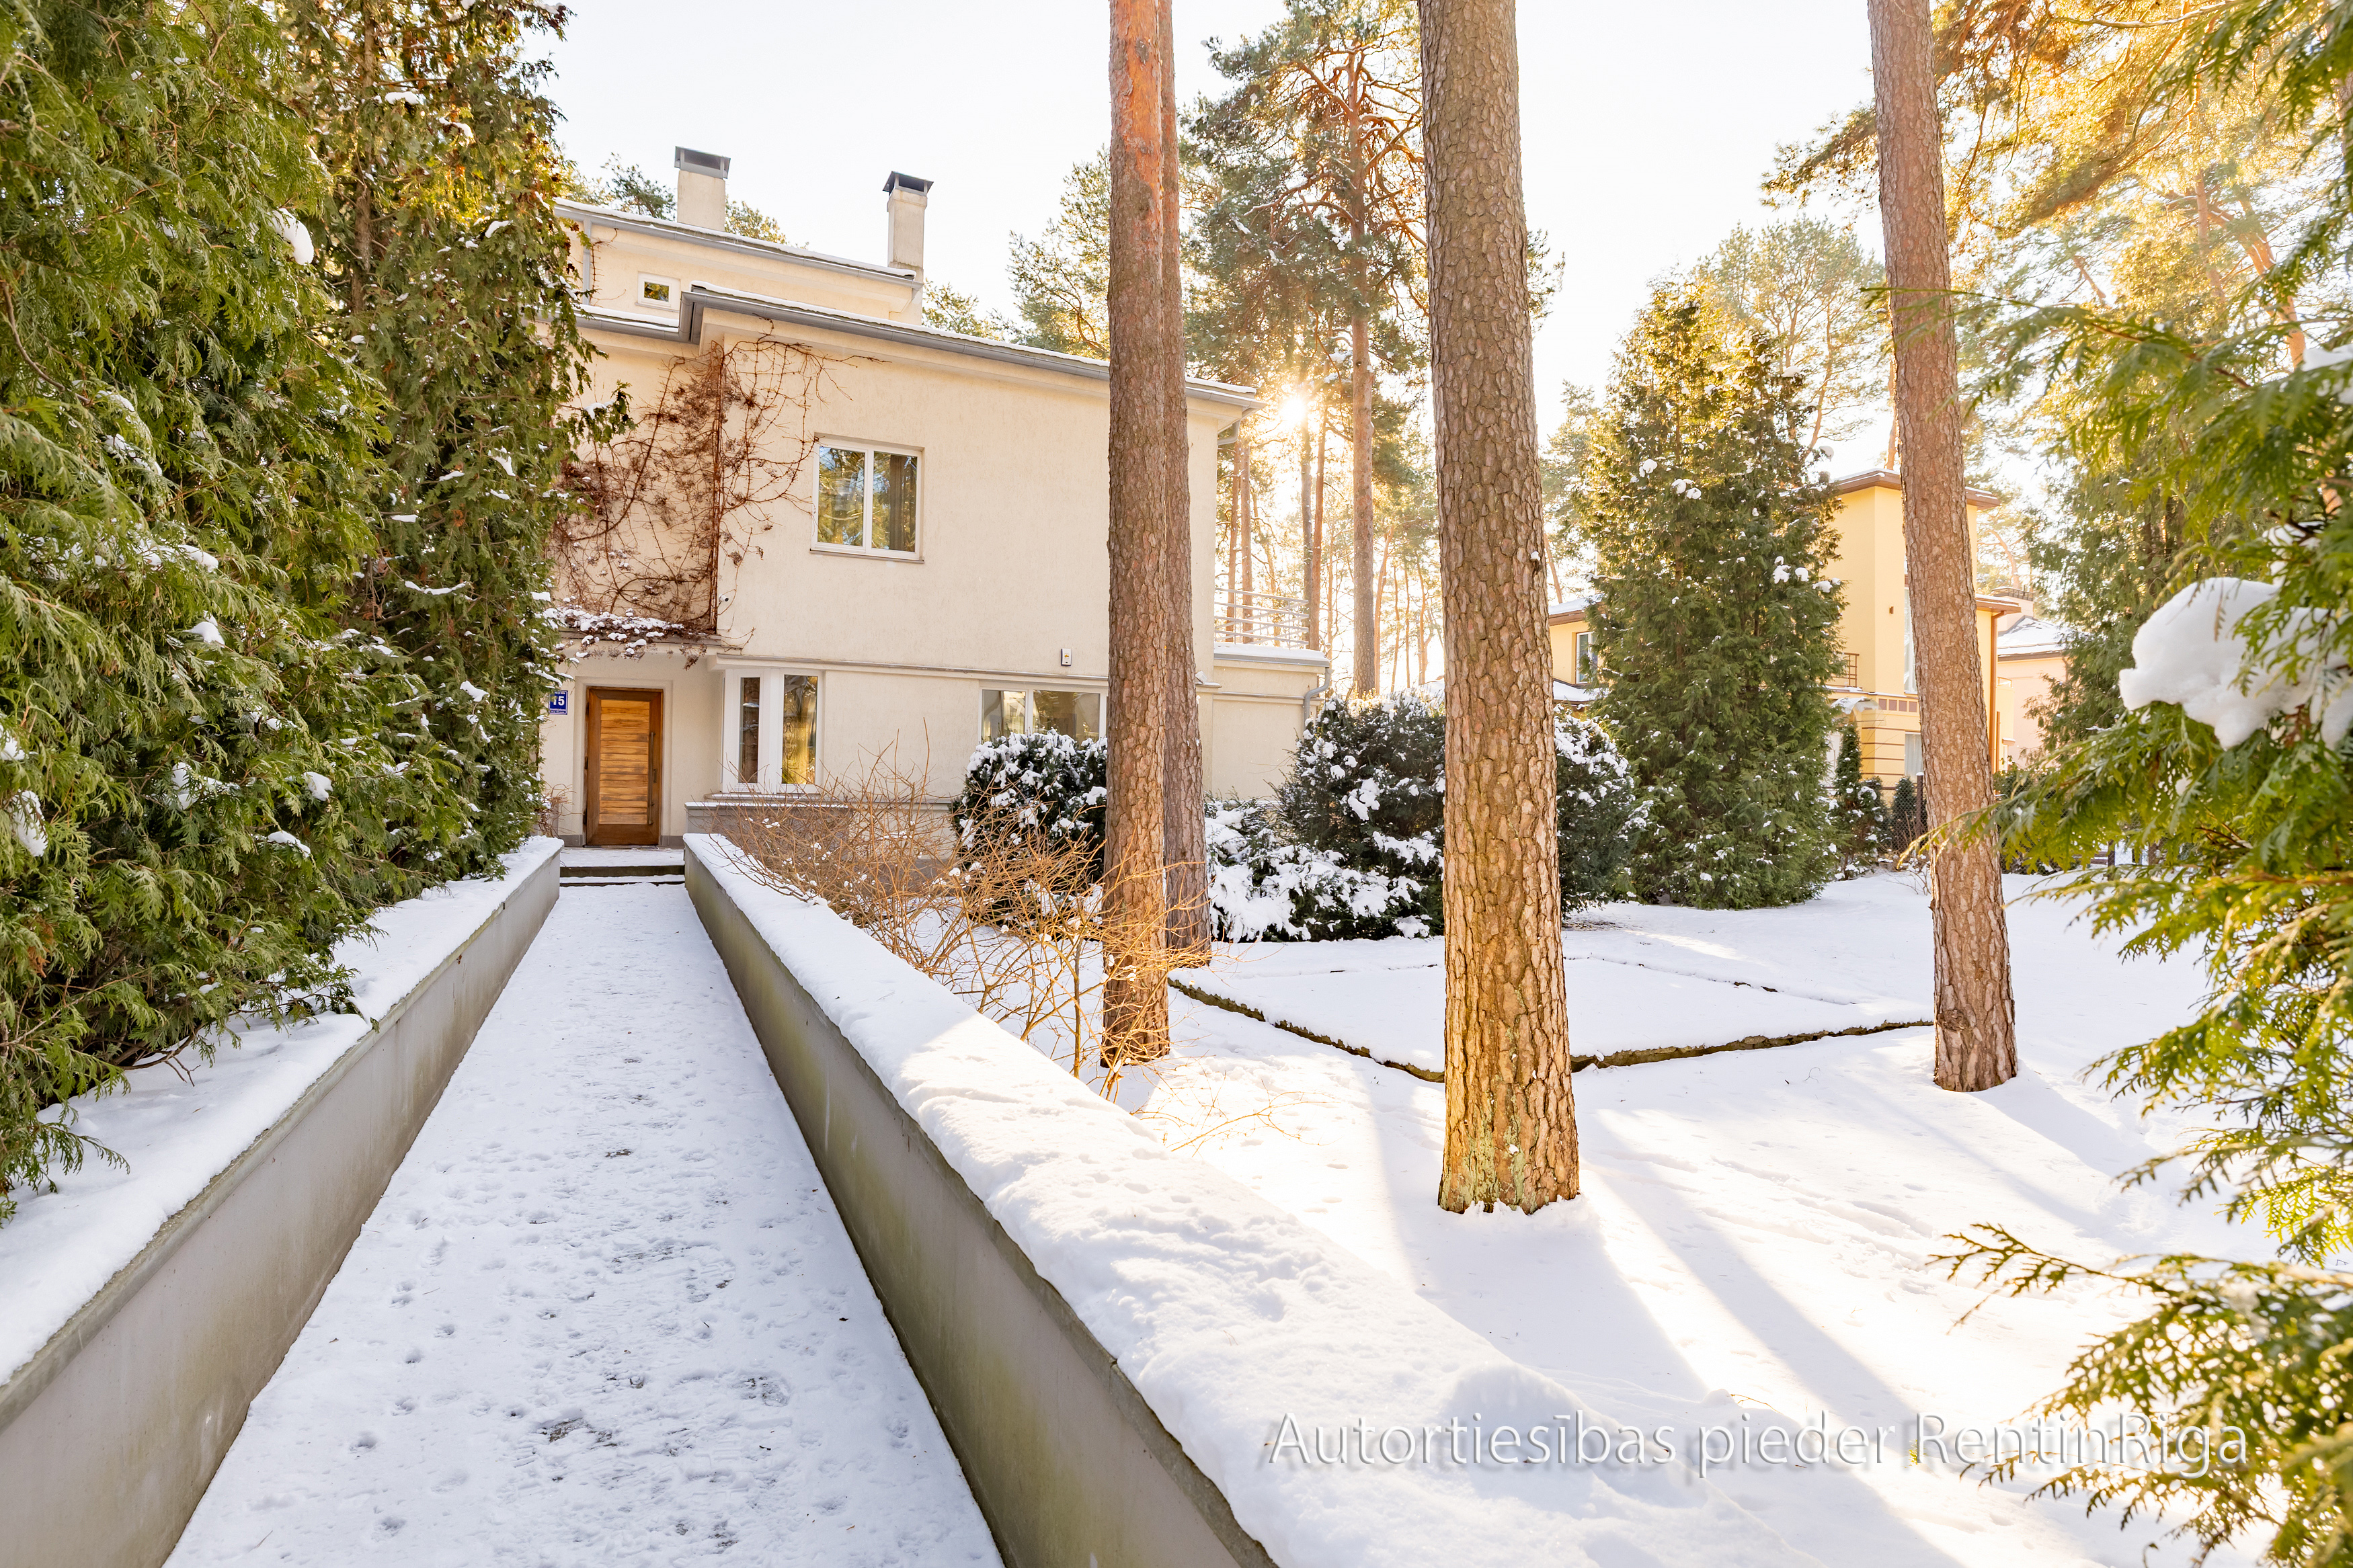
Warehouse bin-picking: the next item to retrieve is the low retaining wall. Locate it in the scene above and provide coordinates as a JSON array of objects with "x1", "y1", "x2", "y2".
[
  {"x1": 0, "y1": 845, "x2": 559, "y2": 1568},
  {"x1": 686, "y1": 839, "x2": 1275, "y2": 1568}
]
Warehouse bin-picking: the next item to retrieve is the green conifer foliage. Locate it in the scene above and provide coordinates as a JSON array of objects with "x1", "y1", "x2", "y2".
[
  {"x1": 287, "y1": 0, "x2": 594, "y2": 870},
  {"x1": 1586, "y1": 284, "x2": 1843, "y2": 908},
  {"x1": 1947, "y1": 11, "x2": 2353, "y2": 1553},
  {"x1": 0, "y1": 0, "x2": 463, "y2": 1213},
  {"x1": 1829, "y1": 723, "x2": 1884, "y2": 874}
]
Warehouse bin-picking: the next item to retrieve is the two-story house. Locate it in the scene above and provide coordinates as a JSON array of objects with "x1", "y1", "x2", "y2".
[
  {"x1": 1546, "y1": 470, "x2": 2032, "y2": 791},
  {"x1": 543, "y1": 149, "x2": 1325, "y2": 846}
]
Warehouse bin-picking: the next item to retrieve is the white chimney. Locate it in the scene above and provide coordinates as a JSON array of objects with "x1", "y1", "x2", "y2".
[
  {"x1": 674, "y1": 146, "x2": 729, "y2": 231},
  {"x1": 883, "y1": 171, "x2": 932, "y2": 308}
]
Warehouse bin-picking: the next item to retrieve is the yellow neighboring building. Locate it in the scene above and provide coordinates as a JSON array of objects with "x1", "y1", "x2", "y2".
[
  {"x1": 542, "y1": 149, "x2": 1323, "y2": 846},
  {"x1": 1546, "y1": 470, "x2": 2026, "y2": 790},
  {"x1": 1993, "y1": 613, "x2": 2070, "y2": 764}
]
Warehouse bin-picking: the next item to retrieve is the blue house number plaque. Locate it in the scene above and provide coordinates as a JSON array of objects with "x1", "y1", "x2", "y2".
[{"x1": 547, "y1": 691, "x2": 569, "y2": 714}]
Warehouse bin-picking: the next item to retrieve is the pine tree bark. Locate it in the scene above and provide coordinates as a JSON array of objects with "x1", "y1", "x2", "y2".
[
  {"x1": 1867, "y1": 0, "x2": 2016, "y2": 1092},
  {"x1": 1419, "y1": 0, "x2": 1577, "y2": 1214},
  {"x1": 1156, "y1": 0, "x2": 1210, "y2": 958},
  {"x1": 1351, "y1": 309, "x2": 1379, "y2": 694},
  {"x1": 1304, "y1": 419, "x2": 1324, "y2": 651},
  {"x1": 1105, "y1": 0, "x2": 1176, "y2": 1059}
]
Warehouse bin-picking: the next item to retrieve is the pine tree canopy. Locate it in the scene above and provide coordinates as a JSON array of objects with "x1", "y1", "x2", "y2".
[{"x1": 1586, "y1": 283, "x2": 1843, "y2": 909}]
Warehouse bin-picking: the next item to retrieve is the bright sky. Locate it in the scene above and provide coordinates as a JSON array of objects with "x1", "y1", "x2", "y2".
[{"x1": 543, "y1": 1, "x2": 1890, "y2": 473}]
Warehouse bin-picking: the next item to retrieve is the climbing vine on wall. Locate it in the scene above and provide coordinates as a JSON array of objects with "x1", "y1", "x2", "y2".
[{"x1": 558, "y1": 336, "x2": 848, "y2": 641}]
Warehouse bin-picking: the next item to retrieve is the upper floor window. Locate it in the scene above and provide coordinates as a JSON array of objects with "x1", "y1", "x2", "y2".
[
  {"x1": 1572, "y1": 630, "x2": 1595, "y2": 684},
  {"x1": 816, "y1": 442, "x2": 920, "y2": 556},
  {"x1": 637, "y1": 274, "x2": 678, "y2": 313}
]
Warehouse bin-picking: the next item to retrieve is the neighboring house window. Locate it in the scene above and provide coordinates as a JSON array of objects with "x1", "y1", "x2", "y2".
[
  {"x1": 638, "y1": 274, "x2": 678, "y2": 312},
  {"x1": 983, "y1": 688, "x2": 1101, "y2": 743},
  {"x1": 816, "y1": 442, "x2": 920, "y2": 555},
  {"x1": 727, "y1": 671, "x2": 820, "y2": 787},
  {"x1": 1903, "y1": 730, "x2": 1923, "y2": 778},
  {"x1": 1572, "y1": 630, "x2": 1595, "y2": 684}
]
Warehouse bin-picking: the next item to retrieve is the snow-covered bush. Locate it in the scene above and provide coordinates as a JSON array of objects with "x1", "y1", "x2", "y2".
[
  {"x1": 951, "y1": 733, "x2": 1107, "y2": 886},
  {"x1": 1273, "y1": 694, "x2": 1447, "y2": 936},
  {"x1": 1552, "y1": 711, "x2": 1643, "y2": 909},
  {"x1": 1205, "y1": 799, "x2": 1432, "y2": 942},
  {"x1": 1237, "y1": 694, "x2": 1642, "y2": 939}
]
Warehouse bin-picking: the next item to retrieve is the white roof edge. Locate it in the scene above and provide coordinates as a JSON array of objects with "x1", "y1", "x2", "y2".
[
  {"x1": 558, "y1": 199, "x2": 914, "y2": 288},
  {"x1": 577, "y1": 288, "x2": 1263, "y2": 411},
  {"x1": 1212, "y1": 644, "x2": 1328, "y2": 667}
]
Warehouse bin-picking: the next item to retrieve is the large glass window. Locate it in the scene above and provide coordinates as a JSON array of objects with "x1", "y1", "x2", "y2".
[
  {"x1": 736, "y1": 676, "x2": 760, "y2": 785},
  {"x1": 983, "y1": 688, "x2": 1101, "y2": 743},
  {"x1": 814, "y1": 442, "x2": 920, "y2": 555},
  {"x1": 729, "y1": 670, "x2": 819, "y2": 788},
  {"x1": 779, "y1": 673, "x2": 817, "y2": 785}
]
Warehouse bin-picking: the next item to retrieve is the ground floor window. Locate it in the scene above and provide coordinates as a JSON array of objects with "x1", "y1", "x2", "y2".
[
  {"x1": 982, "y1": 688, "x2": 1101, "y2": 743},
  {"x1": 728, "y1": 670, "x2": 819, "y2": 787},
  {"x1": 1903, "y1": 729, "x2": 1923, "y2": 778}
]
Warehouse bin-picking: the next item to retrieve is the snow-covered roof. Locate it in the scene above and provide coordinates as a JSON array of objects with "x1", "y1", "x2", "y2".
[
  {"x1": 1548, "y1": 593, "x2": 1595, "y2": 620},
  {"x1": 1997, "y1": 614, "x2": 2071, "y2": 658}
]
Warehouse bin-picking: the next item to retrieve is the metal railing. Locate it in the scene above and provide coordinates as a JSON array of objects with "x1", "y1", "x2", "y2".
[
  {"x1": 1215, "y1": 587, "x2": 1311, "y2": 648},
  {"x1": 1830, "y1": 650, "x2": 1860, "y2": 688}
]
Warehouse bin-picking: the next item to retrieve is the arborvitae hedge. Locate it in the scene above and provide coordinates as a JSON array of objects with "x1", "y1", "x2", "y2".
[
  {"x1": 0, "y1": 0, "x2": 467, "y2": 1212},
  {"x1": 288, "y1": 0, "x2": 594, "y2": 870},
  {"x1": 1585, "y1": 283, "x2": 1842, "y2": 908}
]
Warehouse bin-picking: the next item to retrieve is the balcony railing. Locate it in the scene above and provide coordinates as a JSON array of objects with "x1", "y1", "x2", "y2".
[
  {"x1": 1215, "y1": 587, "x2": 1311, "y2": 648},
  {"x1": 1830, "y1": 649, "x2": 1860, "y2": 689}
]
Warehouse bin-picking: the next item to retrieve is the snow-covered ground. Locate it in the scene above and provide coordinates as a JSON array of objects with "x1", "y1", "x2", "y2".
[
  {"x1": 1147, "y1": 874, "x2": 2261, "y2": 1568},
  {"x1": 169, "y1": 884, "x2": 999, "y2": 1568},
  {"x1": 0, "y1": 839, "x2": 560, "y2": 1391}
]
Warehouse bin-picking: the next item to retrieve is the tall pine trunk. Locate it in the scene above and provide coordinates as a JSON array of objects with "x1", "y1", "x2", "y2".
[
  {"x1": 1352, "y1": 308, "x2": 1379, "y2": 695},
  {"x1": 1304, "y1": 420, "x2": 1324, "y2": 651},
  {"x1": 1419, "y1": 0, "x2": 1578, "y2": 1214},
  {"x1": 1867, "y1": 0, "x2": 2016, "y2": 1091},
  {"x1": 1105, "y1": 0, "x2": 1177, "y2": 1059},
  {"x1": 1157, "y1": 0, "x2": 1211, "y2": 957}
]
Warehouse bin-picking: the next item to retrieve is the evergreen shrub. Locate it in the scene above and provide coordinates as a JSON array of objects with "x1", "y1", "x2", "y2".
[
  {"x1": 1272, "y1": 693, "x2": 1445, "y2": 935},
  {"x1": 0, "y1": 0, "x2": 471, "y2": 1216},
  {"x1": 951, "y1": 732, "x2": 1108, "y2": 881},
  {"x1": 1585, "y1": 282, "x2": 1843, "y2": 909},
  {"x1": 1830, "y1": 725, "x2": 1886, "y2": 874}
]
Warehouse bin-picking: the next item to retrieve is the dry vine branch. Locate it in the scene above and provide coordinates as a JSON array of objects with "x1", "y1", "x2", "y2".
[
  {"x1": 718, "y1": 747, "x2": 1207, "y2": 1098},
  {"x1": 558, "y1": 335, "x2": 852, "y2": 634}
]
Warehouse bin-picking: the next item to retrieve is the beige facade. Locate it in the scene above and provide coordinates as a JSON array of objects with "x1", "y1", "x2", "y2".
[
  {"x1": 1545, "y1": 470, "x2": 2031, "y2": 789},
  {"x1": 1993, "y1": 614, "x2": 2069, "y2": 764},
  {"x1": 543, "y1": 156, "x2": 1322, "y2": 845}
]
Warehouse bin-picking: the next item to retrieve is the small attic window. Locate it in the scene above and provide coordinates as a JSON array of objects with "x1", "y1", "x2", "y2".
[{"x1": 637, "y1": 274, "x2": 678, "y2": 311}]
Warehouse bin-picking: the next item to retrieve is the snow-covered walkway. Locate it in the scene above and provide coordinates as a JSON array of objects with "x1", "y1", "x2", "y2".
[{"x1": 169, "y1": 884, "x2": 1000, "y2": 1567}]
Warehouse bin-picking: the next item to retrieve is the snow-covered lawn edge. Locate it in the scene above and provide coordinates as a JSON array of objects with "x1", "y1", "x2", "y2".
[
  {"x1": 686, "y1": 835, "x2": 1812, "y2": 1568},
  {"x1": 0, "y1": 839, "x2": 559, "y2": 1568}
]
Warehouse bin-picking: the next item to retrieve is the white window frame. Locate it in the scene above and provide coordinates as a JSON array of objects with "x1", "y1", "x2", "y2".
[
  {"x1": 635, "y1": 274, "x2": 680, "y2": 315},
  {"x1": 812, "y1": 439, "x2": 922, "y2": 560},
  {"x1": 721, "y1": 667, "x2": 821, "y2": 792},
  {"x1": 981, "y1": 686, "x2": 1104, "y2": 744}
]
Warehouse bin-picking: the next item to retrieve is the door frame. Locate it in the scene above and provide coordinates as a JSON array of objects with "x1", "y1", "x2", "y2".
[{"x1": 583, "y1": 686, "x2": 665, "y2": 847}]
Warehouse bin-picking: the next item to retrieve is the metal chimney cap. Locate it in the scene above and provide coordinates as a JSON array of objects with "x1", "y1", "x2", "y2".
[
  {"x1": 882, "y1": 171, "x2": 934, "y2": 195},
  {"x1": 674, "y1": 147, "x2": 731, "y2": 177}
]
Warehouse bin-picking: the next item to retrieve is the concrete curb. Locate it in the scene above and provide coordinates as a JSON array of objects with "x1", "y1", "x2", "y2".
[
  {"x1": 686, "y1": 841, "x2": 1276, "y2": 1568},
  {"x1": 0, "y1": 849, "x2": 559, "y2": 1568}
]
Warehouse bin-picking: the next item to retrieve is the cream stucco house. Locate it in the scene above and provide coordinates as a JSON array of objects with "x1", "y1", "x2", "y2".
[
  {"x1": 542, "y1": 149, "x2": 1324, "y2": 846},
  {"x1": 1546, "y1": 470, "x2": 2030, "y2": 791}
]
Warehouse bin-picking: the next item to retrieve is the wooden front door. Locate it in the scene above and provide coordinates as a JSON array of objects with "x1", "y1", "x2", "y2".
[{"x1": 584, "y1": 688, "x2": 663, "y2": 847}]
